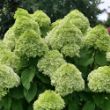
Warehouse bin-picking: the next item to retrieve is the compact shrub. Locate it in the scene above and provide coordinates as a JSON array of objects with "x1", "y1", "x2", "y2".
[{"x1": 0, "y1": 8, "x2": 110, "y2": 110}]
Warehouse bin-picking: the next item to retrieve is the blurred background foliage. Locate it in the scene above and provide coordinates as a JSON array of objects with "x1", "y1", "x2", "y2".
[{"x1": 0, "y1": 0, "x2": 102, "y2": 38}]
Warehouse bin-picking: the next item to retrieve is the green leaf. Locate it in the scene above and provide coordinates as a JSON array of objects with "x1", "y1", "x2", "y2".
[
  {"x1": 102, "y1": 99, "x2": 110, "y2": 110},
  {"x1": 9, "y1": 86, "x2": 24, "y2": 99},
  {"x1": 95, "y1": 50, "x2": 107, "y2": 66},
  {"x1": 93, "y1": 94, "x2": 105, "y2": 107},
  {"x1": 11, "y1": 100, "x2": 23, "y2": 110},
  {"x1": 36, "y1": 70, "x2": 50, "y2": 84},
  {"x1": 21, "y1": 66, "x2": 36, "y2": 90},
  {"x1": 75, "y1": 48, "x2": 94, "y2": 67},
  {"x1": 83, "y1": 101, "x2": 95, "y2": 110},
  {"x1": 27, "y1": 105, "x2": 33, "y2": 110},
  {"x1": 24, "y1": 82, "x2": 37, "y2": 103},
  {"x1": 1, "y1": 96, "x2": 12, "y2": 110},
  {"x1": 68, "y1": 100, "x2": 79, "y2": 110}
]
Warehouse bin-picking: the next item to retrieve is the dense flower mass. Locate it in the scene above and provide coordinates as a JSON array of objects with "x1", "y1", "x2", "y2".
[
  {"x1": 3, "y1": 10, "x2": 40, "y2": 50},
  {"x1": 84, "y1": 25, "x2": 110, "y2": 51},
  {"x1": 0, "y1": 64, "x2": 20, "y2": 99},
  {"x1": 32, "y1": 10, "x2": 51, "y2": 37},
  {"x1": 32, "y1": 10, "x2": 51, "y2": 29},
  {"x1": 45, "y1": 21, "x2": 83, "y2": 57},
  {"x1": 3, "y1": 27, "x2": 16, "y2": 50},
  {"x1": 33, "y1": 90, "x2": 65, "y2": 110},
  {"x1": 13, "y1": 16, "x2": 41, "y2": 39},
  {"x1": 14, "y1": 8, "x2": 31, "y2": 19},
  {"x1": 51, "y1": 19, "x2": 62, "y2": 29},
  {"x1": 64, "y1": 9, "x2": 90, "y2": 34},
  {"x1": 37, "y1": 50, "x2": 66, "y2": 77},
  {"x1": 0, "y1": 41, "x2": 21, "y2": 71},
  {"x1": 51, "y1": 63, "x2": 85, "y2": 96},
  {"x1": 88, "y1": 66, "x2": 110, "y2": 93},
  {"x1": 15, "y1": 30, "x2": 48, "y2": 58},
  {"x1": 1, "y1": 7, "x2": 110, "y2": 110},
  {"x1": 0, "y1": 50, "x2": 21, "y2": 71}
]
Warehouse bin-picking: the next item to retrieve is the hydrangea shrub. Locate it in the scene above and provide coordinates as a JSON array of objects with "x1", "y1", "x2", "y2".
[{"x1": 0, "y1": 8, "x2": 110, "y2": 110}]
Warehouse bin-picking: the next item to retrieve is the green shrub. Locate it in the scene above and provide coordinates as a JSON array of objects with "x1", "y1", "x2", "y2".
[{"x1": 0, "y1": 8, "x2": 110, "y2": 110}]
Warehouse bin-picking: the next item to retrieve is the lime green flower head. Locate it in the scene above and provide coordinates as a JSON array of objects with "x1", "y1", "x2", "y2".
[
  {"x1": 32, "y1": 10, "x2": 51, "y2": 29},
  {"x1": 15, "y1": 30, "x2": 48, "y2": 58},
  {"x1": 4, "y1": 14, "x2": 41, "y2": 50},
  {"x1": 0, "y1": 40, "x2": 8, "y2": 51},
  {"x1": 64, "y1": 9, "x2": 90, "y2": 34},
  {"x1": 14, "y1": 8, "x2": 31, "y2": 19},
  {"x1": 0, "y1": 51, "x2": 21, "y2": 72},
  {"x1": 45, "y1": 21, "x2": 83, "y2": 57},
  {"x1": 0, "y1": 64, "x2": 20, "y2": 99},
  {"x1": 84, "y1": 25, "x2": 110, "y2": 51},
  {"x1": 0, "y1": 64, "x2": 20, "y2": 88},
  {"x1": 33, "y1": 90, "x2": 65, "y2": 110},
  {"x1": 32, "y1": 10, "x2": 51, "y2": 37},
  {"x1": 3, "y1": 27, "x2": 16, "y2": 50},
  {"x1": 51, "y1": 63, "x2": 85, "y2": 96},
  {"x1": 0, "y1": 41, "x2": 27, "y2": 71},
  {"x1": 13, "y1": 16, "x2": 41, "y2": 38},
  {"x1": 4, "y1": 8, "x2": 41, "y2": 50},
  {"x1": 51, "y1": 19, "x2": 62, "y2": 29},
  {"x1": 88, "y1": 66, "x2": 110, "y2": 93},
  {"x1": 37, "y1": 50, "x2": 66, "y2": 77}
]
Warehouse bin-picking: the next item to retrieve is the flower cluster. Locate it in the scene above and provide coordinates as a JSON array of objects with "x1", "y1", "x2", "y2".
[
  {"x1": 0, "y1": 41, "x2": 22, "y2": 72},
  {"x1": 46, "y1": 21, "x2": 83, "y2": 57},
  {"x1": 64, "y1": 10, "x2": 90, "y2": 34},
  {"x1": 84, "y1": 25, "x2": 110, "y2": 51},
  {"x1": 32, "y1": 10, "x2": 51, "y2": 37},
  {"x1": 33, "y1": 90, "x2": 65, "y2": 110},
  {"x1": 88, "y1": 66, "x2": 110, "y2": 92},
  {"x1": 15, "y1": 30, "x2": 48, "y2": 58},
  {"x1": 14, "y1": 8, "x2": 31, "y2": 19},
  {"x1": 51, "y1": 19, "x2": 62, "y2": 29},
  {"x1": 51, "y1": 63, "x2": 85, "y2": 96},
  {"x1": 3, "y1": 8, "x2": 50, "y2": 55},
  {"x1": 0, "y1": 64, "x2": 20, "y2": 99},
  {"x1": 3, "y1": 27, "x2": 16, "y2": 50},
  {"x1": 37, "y1": 50, "x2": 66, "y2": 77}
]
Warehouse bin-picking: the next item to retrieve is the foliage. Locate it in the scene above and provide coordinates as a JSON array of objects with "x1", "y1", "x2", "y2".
[{"x1": 0, "y1": 8, "x2": 110, "y2": 110}]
